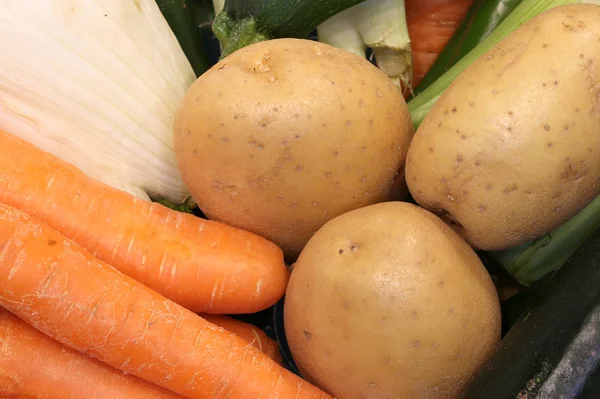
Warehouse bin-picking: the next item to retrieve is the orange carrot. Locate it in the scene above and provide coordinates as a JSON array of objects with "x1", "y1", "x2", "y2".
[
  {"x1": 406, "y1": 0, "x2": 474, "y2": 88},
  {"x1": 0, "y1": 203, "x2": 332, "y2": 399},
  {"x1": 0, "y1": 129, "x2": 289, "y2": 314},
  {"x1": 201, "y1": 314, "x2": 283, "y2": 364},
  {"x1": 0, "y1": 309, "x2": 184, "y2": 399}
]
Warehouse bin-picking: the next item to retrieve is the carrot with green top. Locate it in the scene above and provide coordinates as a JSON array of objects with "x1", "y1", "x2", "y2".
[
  {"x1": 0, "y1": 308, "x2": 185, "y2": 399},
  {"x1": 0, "y1": 203, "x2": 332, "y2": 399},
  {"x1": 0, "y1": 129, "x2": 289, "y2": 314}
]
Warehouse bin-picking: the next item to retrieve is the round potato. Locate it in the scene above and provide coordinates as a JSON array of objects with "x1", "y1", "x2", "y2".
[
  {"x1": 284, "y1": 201, "x2": 501, "y2": 399},
  {"x1": 174, "y1": 38, "x2": 413, "y2": 260},
  {"x1": 405, "y1": 4, "x2": 600, "y2": 251}
]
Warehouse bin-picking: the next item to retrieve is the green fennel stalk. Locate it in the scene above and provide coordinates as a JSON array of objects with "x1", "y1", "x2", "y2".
[{"x1": 492, "y1": 195, "x2": 600, "y2": 286}]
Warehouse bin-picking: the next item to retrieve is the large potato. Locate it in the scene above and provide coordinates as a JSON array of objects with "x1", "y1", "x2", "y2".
[
  {"x1": 174, "y1": 38, "x2": 413, "y2": 260},
  {"x1": 284, "y1": 202, "x2": 501, "y2": 399},
  {"x1": 405, "y1": 4, "x2": 600, "y2": 251}
]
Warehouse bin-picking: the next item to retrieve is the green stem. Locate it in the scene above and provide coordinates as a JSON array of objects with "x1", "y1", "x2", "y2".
[
  {"x1": 213, "y1": 13, "x2": 270, "y2": 57},
  {"x1": 155, "y1": 196, "x2": 198, "y2": 214},
  {"x1": 214, "y1": 0, "x2": 366, "y2": 58},
  {"x1": 491, "y1": 194, "x2": 600, "y2": 286}
]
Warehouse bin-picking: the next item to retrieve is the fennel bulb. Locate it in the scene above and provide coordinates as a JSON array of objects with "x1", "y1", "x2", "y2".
[{"x1": 0, "y1": 0, "x2": 196, "y2": 203}]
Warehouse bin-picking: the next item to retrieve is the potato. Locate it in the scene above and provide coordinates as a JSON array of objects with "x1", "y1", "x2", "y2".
[
  {"x1": 284, "y1": 202, "x2": 501, "y2": 399},
  {"x1": 173, "y1": 38, "x2": 413, "y2": 259},
  {"x1": 405, "y1": 4, "x2": 600, "y2": 251}
]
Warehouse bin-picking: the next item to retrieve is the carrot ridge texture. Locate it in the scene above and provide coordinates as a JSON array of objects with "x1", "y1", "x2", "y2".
[
  {"x1": 0, "y1": 308, "x2": 184, "y2": 399},
  {"x1": 0, "y1": 203, "x2": 331, "y2": 399},
  {"x1": 0, "y1": 129, "x2": 289, "y2": 314},
  {"x1": 406, "y1": 0, "x2": 474, "y2": 87},
  {"x1": 201, "y1": 314, "x2": 283, "y2": 364}
]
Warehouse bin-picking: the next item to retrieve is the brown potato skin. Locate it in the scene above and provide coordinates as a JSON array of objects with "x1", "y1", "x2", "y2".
[
  {"x1": 405, "y1": 4, "x2": 600, "y2": 251},
  {"x1": 284, "y1": 202, "x2": 501, "y2": 399},
  {"x1": 174, "y1": 38, "x2": 414, "y2": 260}
]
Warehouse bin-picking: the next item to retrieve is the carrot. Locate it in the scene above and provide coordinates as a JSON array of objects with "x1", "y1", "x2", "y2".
[
  {"x1": 201, "y1": 314, "x2": 283, "y2": 364},
  {"x1": 0, "y1": 129, "x2": 289, "y2": 314},
  {"x1": 0, "y1": 309, "x2": 184, "y2": 399},
  {"x1": 0, "y1": 203, "x2": 332, "y2": 399},
  {"x1": 406, "y1": 0, "x2": 474, "y2": 88}
]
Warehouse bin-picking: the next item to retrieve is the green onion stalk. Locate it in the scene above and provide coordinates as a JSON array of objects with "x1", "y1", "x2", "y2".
[
  {"x1": 316, "y1": 0, "x2": 413, "y2": 92},
  {"x1": 491, "y1": 195, "x2": 600, "y2": 286}
]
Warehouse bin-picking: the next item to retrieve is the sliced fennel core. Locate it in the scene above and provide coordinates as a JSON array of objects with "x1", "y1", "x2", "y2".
[
  {"x1": 317, "y1": 0, "x2": 413, "y2": 91},
  {"x1": 0, "y1": 0, "x2": 196, "y2": 203}
]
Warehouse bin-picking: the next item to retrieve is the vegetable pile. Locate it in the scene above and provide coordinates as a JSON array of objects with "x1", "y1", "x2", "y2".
[{"x1": 3, "y1": 0, "x2": 600, "y2": 398}]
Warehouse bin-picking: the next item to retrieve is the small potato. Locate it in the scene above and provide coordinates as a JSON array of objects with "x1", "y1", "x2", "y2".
[
  {"x1": 174, "y1": 38, "x2": 413, "y2": 260},
  {"x1": 405, "y1": 4, "x2": 600, "y2": 251},
  {"x1": 284, "y1": 202, "x2": 501, "y2": 399}
]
